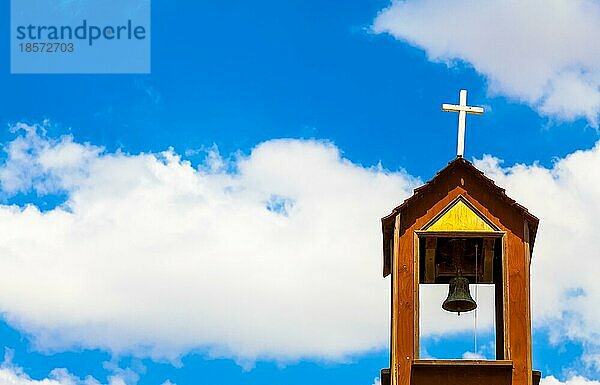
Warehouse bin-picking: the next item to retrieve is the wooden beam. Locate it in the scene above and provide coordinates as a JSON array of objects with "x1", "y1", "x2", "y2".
[
  {"x1": 494, "y1": 237, "x2": 505, "y2": 360},
  {"x1": 396, "y1": 218, "x2": 416, "y2": 385},
  {"x1": 524, "y1": 220, "x2": 533, "y2": 385},
  {"x1": 413, "y1": 360, "x2": 512, "y2": 366},
  {"x1": 424, "y1": 237, "x2": 436, "y2": 283},
  {"x1": 391, "y1": 215, "x2": 400, "y2": 385},
  {"x1": 483, "y1": 238, "x2": 494, "y2": 282},
  {"x1": 442, "y1": 104, "x2": 484, "y2": 114},
  {"x1": 414, "y1": 232, "x2": 420, "y2": 359},
  {"x1": 415, "y1": 230, "x2": 504, "y2": 237},
  {"x1": 502, "y1": 235, "x2": 511, "y2": 360}
]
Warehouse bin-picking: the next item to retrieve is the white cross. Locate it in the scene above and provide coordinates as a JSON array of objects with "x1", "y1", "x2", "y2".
[{"x1": 442, "y1": 90, "x2": 484, "y2": 157}]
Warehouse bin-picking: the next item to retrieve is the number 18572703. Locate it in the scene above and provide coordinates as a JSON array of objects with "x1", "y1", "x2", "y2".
[{"x1": 18, "y1": 42, "x2": 74, "y2": 53}]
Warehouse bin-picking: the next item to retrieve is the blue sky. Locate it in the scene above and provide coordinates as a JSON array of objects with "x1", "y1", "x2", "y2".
[{"x1": 1, "y1": 1, "x2": 600, "y2": 385}]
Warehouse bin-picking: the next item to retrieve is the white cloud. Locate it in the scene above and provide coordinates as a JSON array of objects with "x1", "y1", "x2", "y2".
[
  {"x1": 0, "y1": 122, "x2": 101, "y2": 195},
  {"x1": 4, "y1": 122, "x2": 600, "y2": 370},
  {"x1": 0, "y1": 356, "x2": 128, "y2": 385},
  {"x1": 541, "y1": 376, "x2": 600, "y2": 385},
  {"x1": 462, "y1": 351, "x2": 485, "y2": 360},
  {"x1": 0, "y1": 124, "x2": 419, "y2": 362},
  {"x1": 373, "y1": 0, "x2": 600, "y2": 125}
]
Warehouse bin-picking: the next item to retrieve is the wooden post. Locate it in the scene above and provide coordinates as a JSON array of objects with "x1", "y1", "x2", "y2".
[
  {"x1": 523, "y1": 221, "x2": 533, "y2": 385},
  {"x1": 396, "y1": 219, "x2": 415, "y2": 385},
  {"x1": 413, "y1": 232, "x2": 420, "y2": 359},
  {"x1": 507, "y1": 230, "x2": 530, "y2": 385},
  {"x1": 391, "y1": 215, "x2": 400, "y2": 385}
]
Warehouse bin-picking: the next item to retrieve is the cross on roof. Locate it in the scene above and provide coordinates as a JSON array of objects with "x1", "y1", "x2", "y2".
[{"x1": 442, "y1": 90, "x2": 484, "y2": 158}]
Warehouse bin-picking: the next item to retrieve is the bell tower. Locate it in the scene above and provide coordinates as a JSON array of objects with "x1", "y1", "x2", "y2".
[{"x1": 379, "y1": 91, "x2": 541, "y2": 385}]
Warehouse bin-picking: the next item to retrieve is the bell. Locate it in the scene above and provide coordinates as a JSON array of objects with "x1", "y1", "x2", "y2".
[{"x1": 442, "y1": 276, "x2": 477, "y2": 313}]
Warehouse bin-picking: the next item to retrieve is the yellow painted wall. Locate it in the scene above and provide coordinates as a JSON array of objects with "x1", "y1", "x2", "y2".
[{"x1": 425, "y1": 199, "x2": 495, "y2": 232}]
